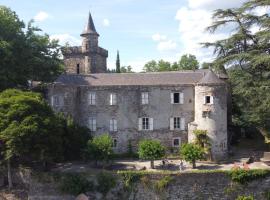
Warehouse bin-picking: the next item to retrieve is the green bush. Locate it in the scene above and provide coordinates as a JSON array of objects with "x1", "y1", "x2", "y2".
[
  {"x1": 96, "y1": 172, "x2": 116, "y2": 194},
  {"x1": 154, "y1": 176, "x2": 173, "y2": 192},
  {"x1": 180, "y1": 143, "x2": 204, "y2": 168},
  {"x1": 118, "y1": 171, "x2": 144, "y2": 188},
  {"x1": 264, "y1": 191, "x2": 270, "y2": 200},
  {"x1": 227, "y1": 169, "x2": 270, "y2": 184},
  {"x1": 235, "y1": 195, "x2": 254, "y2": 200},
  {"x1": 59, "y1": 174, "x2": 94, "y2": 195}
]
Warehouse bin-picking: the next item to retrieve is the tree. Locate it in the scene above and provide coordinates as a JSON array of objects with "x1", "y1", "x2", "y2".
[
  {"x1": 203, "y1": 0, "x2": 270, "y2": 135},
  {"x1": 138, "y1": 139, "x2": 165, "y2": 169},
  {"x1": 0, "y1": 6, "x2": 63, "y2": 91},
  {"x1": 116, "y1": 50, "x2": 121, "y2": 73},
  {"x1": 86, "y1": 134, "x2": 113, "y2": 166},
  {"x1": 143, "y1": 60, "x2": 158, "y2": 72},
  {"x1": 120, "y1": 65, "x2": 133, "y2": 73},
  {"x1": 178, "y1": 54, "x2": 199, "y2": 70},
  {"x1": 0, "y1": 89, "x2": 64, "y2": 188},
  {"x1": 180, "y1": 143, "x2": 204, "y2": 168}
]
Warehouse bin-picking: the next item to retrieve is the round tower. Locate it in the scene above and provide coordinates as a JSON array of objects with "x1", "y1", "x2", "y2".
[{"x1": 188, "y1": 70, "x2": 228, "y2": 161}]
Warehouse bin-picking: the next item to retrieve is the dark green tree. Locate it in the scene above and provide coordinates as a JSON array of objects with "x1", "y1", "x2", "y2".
[
  {"x1": 0, "y1": 6, "x2": 63, "y2": 91},
  {"x1": 180, "y1": 143, "x2": 204, "y2": 168},
  {"x1": 116, "y1": 50, "x2": 121, "y2": 73},
  {"x1": 138, "y1": 139, "x2": 165, "y2": 169},
  {"x1": 120, "y1": 65, "x2": 133, "y2": 73},
  {"x1": 178, "y1": 54, "x2": 199, "y2": 70}
]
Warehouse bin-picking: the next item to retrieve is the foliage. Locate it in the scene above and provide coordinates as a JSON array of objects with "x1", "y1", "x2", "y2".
[
  {"x1": 180, "y1": 143, "x2": 204, "y2": 168},
  {"x1": 116, "y1": 50, "x2": 121, "y2": 73},
  {"x1": 227, "y1": 169, "x2": 270, "y2": 184},
  {"x1": 0, "y1": 89, "x2": 63, "y2": 163},
  {"x1": 264, "y1": 190, "x2": 270, "y2": 200},
  {"x1": 86, "y1": 133, "x2": 113, "y2": 164},
  {"x1": 203, "y1": 0, "x2": 270, "y2": 131},
  {"x1": 138, "y1": 139, "x2": 165, "y2": 168},
  {"x1": 57, "y1": 114, "x2": 91, "y2": 161},
  {"x1": 59, "y1": 174, "x2": 94, "y2": 195},
  {"x1": 96, "y1": 171, "x2": 117, "y2": 194},
  {"x1": 117, "y1": 170, "x2": 144, "y2": 188},
  {"x1": 154, "y1": 176, "x2": 173, "y2": 193},
  {"x1": 178, "y1": 54, "x2": 199, "y2": 70},
  {"x1": 0, "y1": 6, "x2": 63, "y2": 91},
  {"x1": 120, "y1": 65, "x2": 133, "y2": 73},
  {"x1": 193, "y1": 130, "x2": 211, "y2": 154},
  {"x1": 235, "y1": 195, "x2": 254, "y2": 200},
  {"x1": 143, "y1": 55, "x2": 199, "y2": 72}
]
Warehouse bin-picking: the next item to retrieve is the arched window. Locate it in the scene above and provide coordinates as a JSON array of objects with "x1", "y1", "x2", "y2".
[{"x1": 76, "y1": 64, "x2": 80, "y2": 74}]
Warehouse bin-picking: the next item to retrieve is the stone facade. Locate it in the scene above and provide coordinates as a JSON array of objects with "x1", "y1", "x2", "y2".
[{"x1": 62, "y1": 13, "x2": 108, "y2": 74}]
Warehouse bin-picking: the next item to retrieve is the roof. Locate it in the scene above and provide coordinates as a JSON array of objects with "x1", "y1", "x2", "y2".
[
  {"x1": 80, "y1": 12, "x2": 99, "y2": 36},
  {"x1": 54, "y1": 70, "x2": 225, "y2": 87},
  {"x1": 197, "y1": 70, "x2": 225, "y2": 85}
]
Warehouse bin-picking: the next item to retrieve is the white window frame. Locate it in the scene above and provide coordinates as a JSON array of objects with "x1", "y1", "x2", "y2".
[
  {"x1": 172, "y1": 137, "x2": 181, "y2": 147},
  {"x1": 138, "y1": 117, "x2": 153, "y2": 131},
  {"x1": 88, "y1": 92, "x2": 96, "y2": 105},
  {"x1": 88, "y1": 118, "x2": 96, "y2": 132},
  {"x1": 171, "y1": 92, "x2": 184, "y2": 104},
  {"x1": 204, "y1": 95, "x2": 213, "y2": 105},
  {"x1": 110, "y1": 93, "x2": 117, "y2": 105},
  {"x1": 141, "y1": 92, "x2": 149, "y2": 105},
  {"x1": 170, "y1": 117, "x2": 185, "y2": 130},
  {"x1": 110, "y1": 119, "x2": 117, "y2": 132}
]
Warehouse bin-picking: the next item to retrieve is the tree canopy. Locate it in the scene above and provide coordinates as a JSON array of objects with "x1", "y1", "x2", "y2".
[{"x1": 0, "y1": 6, "x2": 64, "y2": 91}]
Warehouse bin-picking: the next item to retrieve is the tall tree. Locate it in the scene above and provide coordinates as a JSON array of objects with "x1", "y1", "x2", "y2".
[
  {"x1": 178, "y1": 54, "x2": 199, "y2": 70},
  {"x1": 0, "y1": 6, "x2": 63, "y2": 91},
  {"x1": 116, "y1": 50, "x2": 121, "y2": 73},
  {"x1": 120, "y1": 65, "x2": 133, "y2": 73},
  {"x1": 203, "y1": 0, "x2": 270, "y2": 134}
]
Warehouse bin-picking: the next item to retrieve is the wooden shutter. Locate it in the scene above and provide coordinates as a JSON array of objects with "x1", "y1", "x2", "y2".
[
  {"x1": 210, "y1": 96, "x2": 214, "y2": 104},
  {"x1": 51, "y1": 96, "x2": 54, "y2": 106},
  {"x1": 180, "y1": 93, "x2": 184, "y2": 104},
  {"x1": 110, "y1": 120, "x2": 113, "y2": 131},
  {"x1": 145, "y1": 93, "x2": 149, "y2": 104},
  {"x1": 138, "y1": 118, "x2": 142, "y2": 131},
  {"x1": 92, "y1": 93, "x2": 96, "y2": 105},
  {"x1": 170, "y1": 93, "x2": 174, "y2": 104},
  {"x1": 149, "y1": 118, "x2": 153, "y2": 130},
  {"x1": 114, "y1": 120, "x2": 117, "y2": 131},
  {"x1": 180, "y1": 118, "x2": 185, "y2": 130},
  {"x1": 93, "y1": 119, "x2": 96, "y2": 131},
  {"x1": 203, "y1": 96, "x2": 206, "y2": 104},
  {"x1": 170, "y1": 118, "x2": 174, "y2": 130}
]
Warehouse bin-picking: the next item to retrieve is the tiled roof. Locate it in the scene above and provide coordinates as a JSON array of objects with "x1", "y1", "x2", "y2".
[
  {"x1": 197, "y1": 70, "x2": 225, "y2": 85},
  {"x1": 54, "y1": 70, "x2": 222, "y2": 87},
  {"x1": 81, "y1": 12, "x2": 99, "y2": 36}
]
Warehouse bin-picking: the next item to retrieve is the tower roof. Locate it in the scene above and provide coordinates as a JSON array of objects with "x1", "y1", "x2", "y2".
[
  {"x1": 80, "y1": 12, "x2": 99, "y2": 36},
  {"x1": 197, "y1": 70, "x2": 225, "y2": 85}
]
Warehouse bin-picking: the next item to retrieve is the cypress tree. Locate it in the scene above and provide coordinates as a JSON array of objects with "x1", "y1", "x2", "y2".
[{"x1": 116, "y1": 50, "x2": 121, "y2": 73}]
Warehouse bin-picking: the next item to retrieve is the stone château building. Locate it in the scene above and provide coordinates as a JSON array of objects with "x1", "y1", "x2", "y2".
[{"x1": 48, "y1": 13, "x2": 228, "y2": 160}]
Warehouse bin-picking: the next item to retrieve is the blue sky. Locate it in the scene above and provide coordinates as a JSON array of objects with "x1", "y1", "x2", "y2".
[{"x1": 1, "y1": 0, "x2": 247, "y2": 71}]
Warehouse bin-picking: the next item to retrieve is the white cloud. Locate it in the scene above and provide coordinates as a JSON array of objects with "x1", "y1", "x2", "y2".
[
  {"x1": 188, "y1": 0, "x2": 245, "y2": 10},
  {"x1": 103, "y1": 19, "x2": 110, "y2": 27},
  {"x1": 34, "y1": 11, "x2": 50, "y2": 22},
  {"x1": 152, "y1": 33, "x2": 167, "y2": 41},
  {"x1": 157, "y1": 40, "x2": 177, "y2": 51},
  {"x1": 50, "y1": 34, "x2": 81, "y2": 46}
]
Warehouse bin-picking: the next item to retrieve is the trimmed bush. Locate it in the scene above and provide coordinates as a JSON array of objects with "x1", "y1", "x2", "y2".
[
  {"x1": 96, "y1": 172, "x2": 116, "y2": 194},
  {"x1": 227, "y1": 169, "x2": 270, "y2": 184},
  {"x1": 180, "y1": 143, "x2": 204, "y2": 168}
]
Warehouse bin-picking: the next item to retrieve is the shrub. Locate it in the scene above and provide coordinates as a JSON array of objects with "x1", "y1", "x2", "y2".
[
  {"x1": 154, "y1": 176, "x2": 173, "y2": 193},
  {"x1": 180, "y1": 143, "x2": 204, "y2": 168},
  {"x1": 138, "y1": 139, "x2": 165, "y2": 169},
  {"x1": 118, "y1": 171, "x2": 144, "y2": 188},
  {"x1": 96, "y1": 172, "x2": 116, "y2": 194},
  {"x1": 264, "y1": 191, "x2": 270, "y2": 200},
  {"x1": 227, "y1": 169, "x2": 270, "y2": 184},
  {"x1": 59, "y1": 174, "x2": 94, "y2": 195},
  {"x1": 235, "y1": 195, "x2": 254, "y2": 200}
]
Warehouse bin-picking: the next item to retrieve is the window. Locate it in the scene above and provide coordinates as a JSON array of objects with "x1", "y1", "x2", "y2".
[
  {"x1": 138, "y1": 117, "x2": 153, "y2": 131},
  {"x1": 170, "y1": 117, "x2": 185, "y2": 130},
  {"x1": 172, "y1": 138, "x2": 181, "y2": 147},
  {"x1": 88, "y1": 92, "x2": 96, "y2": 105},
  {"x1": 51, "y1": 95, "x2": 63, "y2": 107},
  {"x1": 141, "y1": 92, "x2": 149, "y2": 105},
  {"x1": 88, "y1": 118, "x2": 96, "y2": 131},
  {"x1": 110, "y1": 93, "x2": 117, "y2": 105},
  {"x1": 110, "y1": 119, "x2": 117, "y2": 132},
  {"x1": 204, "y1": 95, "x2": 213, "y2": 104},
  {"x1": 171, "y1": 92, "x2": 184, "y2": 104},
  {"x1": 113, "y1": 139, "x2": 117, "y2": 148},
  {"x1": 85, "y1": 44, "x2": 89, "y2": 50},
  {"x1": 76, "y1": 64, "x2": 80, "y2": 74}
]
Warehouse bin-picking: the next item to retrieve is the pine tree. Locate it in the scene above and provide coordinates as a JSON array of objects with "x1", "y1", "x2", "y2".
[{"x1": 116, "y1": 50, "x2": 121, "y2": 73}]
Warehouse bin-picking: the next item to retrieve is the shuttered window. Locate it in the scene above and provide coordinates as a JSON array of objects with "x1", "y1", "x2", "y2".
[
  {"x1": 170, "y1": 117, "x2": 185, "y2": 130},
  {"x1": 171, "y1": 92, "x2": 184, "y2": 104},
  {"x1": 141, "y1": 92, "x2": 149, "y2": 105},
  {"x1": 110, "y1": 93, "x2": 117, "y2": 105},
  {"x1": 88, "y1": 118, "x2": 96, "y2": 131},
  {"x1": 110, "y1": 119, "x2": 117, "y2": 132},
  {"x1": 138, "y1": 117, "x2": 153, "y2": 131},
  {"x1": 88, "y1": 92, "x2": 96, "y2": 105}
]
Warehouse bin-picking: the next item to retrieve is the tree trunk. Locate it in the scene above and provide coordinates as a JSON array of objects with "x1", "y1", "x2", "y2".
[
  {"x1": 150, "y1": 160, "x2": 154, "y2": 169},
  {"x1": 192, "y1": 160, "x2": 196, "y2": 169},
  {"x1": 7, "y1": 158, "x2": 13, "y2": 190}
]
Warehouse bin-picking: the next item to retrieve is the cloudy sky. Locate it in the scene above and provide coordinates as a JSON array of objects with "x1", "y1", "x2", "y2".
[{"x1": 2, "y1": 0, "x2": 246, "y2": 71}]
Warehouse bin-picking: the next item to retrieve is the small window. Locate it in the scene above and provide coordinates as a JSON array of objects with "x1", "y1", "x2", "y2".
[
  {"x1": 88, "y1": 92, "x2": 96, "y2": 105},
  {"x1": 171, "y1": 92, "x2": 184, "y2": 104},
  {"x1": 141, "y1": 92, "x2": 149, "y2": 105},
  {"x1": 113, "y1": 139, "x2": 117, "y2": 148},
  {"x1": 171, "y1": 117, "x2": 185, "y2": 130},
  {"x1": 110, "y1": 93, "x2": 117, "y2": 105},
  {"x1": 88, "y1": 118, "x2": 96, "y2": 131},
  {"x1": 204, "y1": 96, "x2": 213, "y2": 104},
  {"x1": 173, "y1": 138, "x2": 181, "y2": 147},
  {"x1": 85, "y1": 44, "x2": 89, "y2": 50},
  {"x1": 174, "y1": 117, "x2": 181, "y2": 129},
  {"x1": 110, "y1": 119, "x2": 117, "y2": 132},
  {"x1": 142, "y1": 117, "x2": 149, "y2": 130},
  {"x1": 76, "y1": 64, "x2": 80, "y2": 74}
]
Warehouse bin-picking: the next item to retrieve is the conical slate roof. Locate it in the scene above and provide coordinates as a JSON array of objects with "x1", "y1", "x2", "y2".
[
  {"x1": 197, "y1": 70, "x2": 225, "y2": 85},
  {"x1": 80, "y1": 12, "x2": 99, "y2": 36}
]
